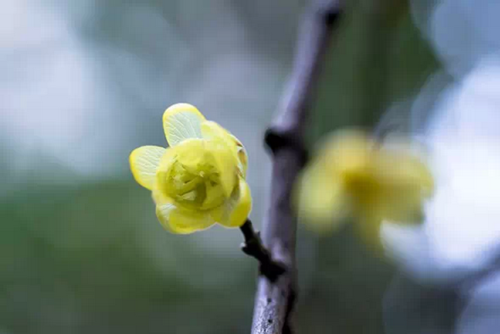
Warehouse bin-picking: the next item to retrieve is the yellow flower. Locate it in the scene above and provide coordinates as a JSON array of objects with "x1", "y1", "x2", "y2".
[
  {"x1": 130, "y1": 103, "x2": 252, "y2": 234},
  {"x1": 296, "y1": 129, "x2": 433, "y2": 247}
]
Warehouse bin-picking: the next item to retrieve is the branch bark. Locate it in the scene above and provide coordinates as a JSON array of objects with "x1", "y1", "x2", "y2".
[
  {"x1": 250, "y1": 1, "x2": 343, "y2": 333},
  {"x1": 240, "y1": 219, "x2": 286, "y2": 282}
]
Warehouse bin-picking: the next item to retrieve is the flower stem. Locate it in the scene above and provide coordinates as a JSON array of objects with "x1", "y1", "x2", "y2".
[{"x1": 240, "y1": 219, "x2": 286, "y2": 282}]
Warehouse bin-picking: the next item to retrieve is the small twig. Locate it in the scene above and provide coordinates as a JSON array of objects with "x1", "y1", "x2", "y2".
[
  {"x1": 240, "y1": 219, "x2": 287, "y2": 282},
  {"x1": 249, "y1": 1, "x2": 343, "y2": 333}
]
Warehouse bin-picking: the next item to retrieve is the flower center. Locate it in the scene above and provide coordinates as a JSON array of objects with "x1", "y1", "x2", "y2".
[{"x1": 160, "y1": 159, "x2": 227, "y2": 211}]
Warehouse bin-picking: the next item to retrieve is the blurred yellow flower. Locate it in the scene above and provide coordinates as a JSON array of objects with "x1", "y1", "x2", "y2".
[
  {"x1": 296, "y1": 129, "x2": 433, "y2": 247},
  {"x1": 130, "y1": 103, "x2": 251, "y2": 234}
]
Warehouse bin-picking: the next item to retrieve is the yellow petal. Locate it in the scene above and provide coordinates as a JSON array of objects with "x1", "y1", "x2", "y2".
[
  {"x1": 199, "y1": 125, "x2": 239, "y2": 197},
  {"x1": 364, "y1": 145, "x2": 433, "y2": 223},
  {"x1": 320, "y1": 129, "x2": 372, "y2": 174},
  {"x1": 367, "y1": 187, "x2": 426, "y2": 224},
  {"x1": 217, "y1": 179, "x2": 252, "y2": 228},
  {"x1": 233, "y1": 135, "x2": 248, "y2": 177},
  {"x1": 129, "y1": 146, "x2": 165, "y2": 190},
  {"x1": 296, "y1": 163, "x2": 351, "y2": 232},
  {"x1": 163, "y1": 103, "x2": 206, "y2": 147},
  {"x1": 373, "y1": 147, "x2": 433, "y2": 193},
  {"x1": 211, "y1": 143, "x2": 238, "y2": 198},
  {"x1": 152, "y1": 187, "x2": 167, "y2": 206},
  {"x1": 201, "y1": 120, "x2": 229, "y2": 141},
  {"x1": 156, "y1": 202, "x2": 215, "y2": 234},
  {"x1": 156, "y1": 146, "x2": 177, "y2": 174},
  {"x1": 202, "y1": 178, "x2": 227, "y2": 210},
  {"x1": 173, "y1": 139, "x2": 208, "y2": 173},
  {"x1": 202, "y1": 121, "x2": 247, "y2": 176}
]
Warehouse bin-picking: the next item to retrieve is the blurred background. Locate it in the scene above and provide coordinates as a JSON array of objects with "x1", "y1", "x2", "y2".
[{"x1": 1, "y1": 0, "x2": 500, "y2": 333}]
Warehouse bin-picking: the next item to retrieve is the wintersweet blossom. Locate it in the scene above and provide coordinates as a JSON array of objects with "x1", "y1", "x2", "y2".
[
  {"x1": 296, "y1": 129, "x2": 433, "y2": 247},
  {"x1": 130, "y1": 103, "x2": 251, "y2": 234}
]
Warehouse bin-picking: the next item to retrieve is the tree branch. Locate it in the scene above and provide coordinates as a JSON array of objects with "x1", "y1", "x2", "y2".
[
  {"x1": 240, "y1": 219, "x2": 287, "y2": 282},
  {"x1": 250, "y1": 1, "x2": 343, "y2": 333}
]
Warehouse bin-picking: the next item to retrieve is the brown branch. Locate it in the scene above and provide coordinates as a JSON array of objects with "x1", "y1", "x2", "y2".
[
  {"x1": 250, "y1": 1, "x2": 343, "y2": 333},
  {"x1": 240, "y1": 219, "x2": 287, "y2": 282}
]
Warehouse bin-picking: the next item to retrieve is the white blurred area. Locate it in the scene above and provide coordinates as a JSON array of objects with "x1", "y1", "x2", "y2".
[
  {"x1": 1, "y1": 0, "x2": 123, "y2": 176},
  {"x1": 383, "y1": 0, "x2": 500, "y2": 332},
  {"x1": 412, "y1": 0, "x2": 500, "y2": 79},
  {"x1": 383, "y1": 58, "x2": 500, "y2": 281}
]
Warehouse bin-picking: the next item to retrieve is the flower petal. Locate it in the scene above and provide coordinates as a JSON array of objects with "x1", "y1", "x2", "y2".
[
  {"x1": 374, "y1": 149, "x2": 434, "y2": 196},
  {"x1": 156, "y1": 146, "x2": 177, "y2": 174},
  {"x1": 163, "y1": 103, "x2": 206, "y2": 147},
  {"x1": 200, "y1": 124, "x2": 239, "y2": 197},
  {"x1": 201, "y1": 120, "x2": 229, "y2": 140},
  {"x1": 368, "y1": 187, "x2": 426, "y2": 224},
  {"x1": 217, "y1": 179, "x2": 252, "y2": 228},
  {"x1": 363, "y1": 145, "x2": 433, "y2": 223},
  {"x1": 211, "y1": 143, "x2": 238, "y2": 198},
  {"x1": 202, "y1": 121, "x2": 247, "y2": 177},
  {"x1": 296, "y1": 163, "x2": 351, "y2": 232},
  {"x1": 173, "y1": 139, "x2": 208, "y2": 173},
  {"x1": 234, "y1": 138, "x2": 248, "y2": 177},
  {"x1": 156, "y1": 202, "x2": 215, "y2": 234},
  {"x1": 129, "y1": 146, "x2": 165, "y2": 190}
]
